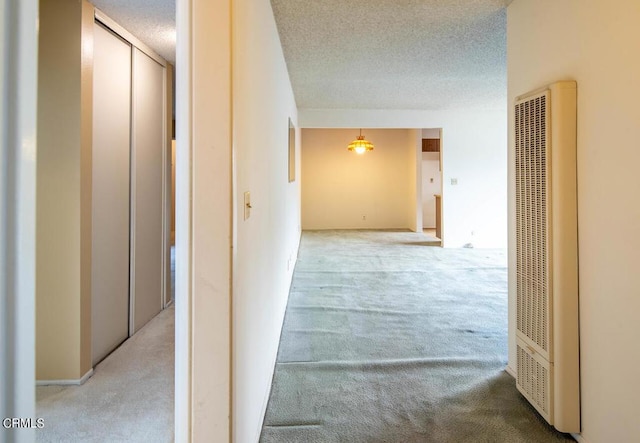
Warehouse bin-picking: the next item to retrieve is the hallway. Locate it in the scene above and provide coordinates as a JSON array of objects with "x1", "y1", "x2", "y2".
[
  {"x1": 260, "y1": 230, "x2": 573, "y2": 442},
  {"x1": 35, "y1": 306, "x2": 174, "y2": 442}
]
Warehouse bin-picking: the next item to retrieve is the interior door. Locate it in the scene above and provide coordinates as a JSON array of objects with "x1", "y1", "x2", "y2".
[
  {"x1": 130, "y1": 48, "x2": 165, "y2": 333},
  {"x1": 91, "y1": 22, "x2": 132, "y2": 365}
]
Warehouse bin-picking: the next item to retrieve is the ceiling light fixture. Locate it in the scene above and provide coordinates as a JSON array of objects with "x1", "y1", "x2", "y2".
[{"x1": 347, "y1": 129, "x2": 374, "y2": 154}]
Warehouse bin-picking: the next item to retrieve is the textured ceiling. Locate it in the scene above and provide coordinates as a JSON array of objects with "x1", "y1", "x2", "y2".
[
  {"x1": 91, "y1": 0, "x2": 176, "y2": 64},
  {"x1": 88, "y1": 0, "x2": 511, "y2": 111},
  {"x1": 271, "y1": 0, "x2": 510, "y2": 110}
]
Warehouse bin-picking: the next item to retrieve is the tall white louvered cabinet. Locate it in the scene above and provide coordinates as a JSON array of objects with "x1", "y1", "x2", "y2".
[{"x1": 514, "y1": 81, "x2": 580, "y2": 433}]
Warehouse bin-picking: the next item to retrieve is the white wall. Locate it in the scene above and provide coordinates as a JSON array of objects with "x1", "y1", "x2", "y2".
[
  {"x1": 232, "y1": 0, "x2": 301, "y2": 441},
  {"x1": 300, "y1": 109, "x2": 507, "y2": 248},
  {"x1": 302, "y1": 129, "x2": 415, "y2": 230},
  {"x1": 508, "y1": 1, "x2": 640, "y2": 441}
]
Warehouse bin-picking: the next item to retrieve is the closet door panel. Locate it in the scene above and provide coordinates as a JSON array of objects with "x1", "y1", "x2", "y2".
[
  {"x1": 91, "y1": 23, "x2": 131, "y2": 365},
  {"x1": 131, "y1": 48, "x2": 165, "y2": 333}
]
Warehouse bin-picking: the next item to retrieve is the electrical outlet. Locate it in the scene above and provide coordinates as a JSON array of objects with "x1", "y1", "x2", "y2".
[
  {"x1": 362, "y1": 215, "x2": 366, "y2": 221},
  {"x1": 451, "y1": 178, "x2": 458, "y2": 185}
]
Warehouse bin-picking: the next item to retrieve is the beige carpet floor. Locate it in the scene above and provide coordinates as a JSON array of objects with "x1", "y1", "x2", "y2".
[
  {"x1": 260, "y1": 229, "x2": 575, "y2": 443},
  {"x1": 36, "y1": 305, "x2": 174, "y2": 442}
]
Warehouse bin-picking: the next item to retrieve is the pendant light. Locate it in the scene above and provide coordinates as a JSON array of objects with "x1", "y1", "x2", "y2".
[{"x1": 347, "y1": 129, "x2": 374, "y2": 154}]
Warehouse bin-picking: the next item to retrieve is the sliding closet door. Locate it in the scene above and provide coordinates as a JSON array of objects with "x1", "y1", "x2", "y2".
[
  {"x1": 91, "y1": 23, "x2": 132, "y2": 365},
  {"x1": 130, "y1": 48, "x2": 165, "y2": 333}
]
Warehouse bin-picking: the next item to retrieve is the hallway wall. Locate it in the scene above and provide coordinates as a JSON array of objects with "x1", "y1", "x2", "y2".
[
  {"x1": 232, "y1": 0, "x2": 301, "y2": 441},
  {"x1": 507, "y1": 1, "x2": 640, "y2": 441}
]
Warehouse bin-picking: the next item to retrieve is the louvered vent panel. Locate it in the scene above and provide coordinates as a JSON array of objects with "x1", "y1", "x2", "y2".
[
  {"x1": 513, "y1": 81, "x2": 579, "y2": 433},
  {"x1": 515, "y1": 92, "x2": 550, "y2": 355},
  {"x1": 517, "y1": 341, "x2": 552, "y2": 420}
]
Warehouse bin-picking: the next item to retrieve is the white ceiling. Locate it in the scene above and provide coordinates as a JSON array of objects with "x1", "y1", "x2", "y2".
[
  {"x1": 89, "y1": 0, "x2": 511, "y2": 111},
  {"x1": 272, "y1": 0, "x2": 509, "y2": 110}
]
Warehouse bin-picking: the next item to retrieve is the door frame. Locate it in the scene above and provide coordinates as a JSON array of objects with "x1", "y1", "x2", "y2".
[
  {"x1": 416, "y1": 128, "x2": 445, "y2": 246},
  {"x1": 0, "y1": 0, "x2": 38, "y2": 440},
  {"x1": 2, "y1": 0, "x2": 230, "y2": 441},
  {"x1": 175, "y1": 0, "x2": 232, "y2": 441}
]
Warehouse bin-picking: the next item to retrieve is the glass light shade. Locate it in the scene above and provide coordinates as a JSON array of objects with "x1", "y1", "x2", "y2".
[{"x1": 348, "y1": 135, "x2": 374, "y2": 154}]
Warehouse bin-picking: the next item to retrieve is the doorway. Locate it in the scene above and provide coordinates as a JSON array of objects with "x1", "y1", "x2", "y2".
[
  {"x1": 6, "y1": 0, "x2": 177, "y2": 439},
  {"x1": 420, "y1": 128, "x2": 443, "y2": 245},
  {"x1": 33, "y1": 6, "x2": 175, "y2": 440}
]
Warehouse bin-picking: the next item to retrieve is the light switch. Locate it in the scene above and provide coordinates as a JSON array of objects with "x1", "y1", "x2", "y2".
[
  {"x1": 244, "y1": 191, "x2": 251, "y2": 220},
  {"x1": 451, "y1": 178, "x2": 458, "y2": 185}
]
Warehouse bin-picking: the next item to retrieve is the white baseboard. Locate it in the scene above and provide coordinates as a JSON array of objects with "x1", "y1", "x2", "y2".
[
  {"x1": 505, "y1": 364, "x2": 516, "y2": 378},
  {"x1": 36, "y1": 368, "x2": 94, "y2": 386},
  {"x1": 571, "y1": 433, "x2": 589, "y2": 443}
]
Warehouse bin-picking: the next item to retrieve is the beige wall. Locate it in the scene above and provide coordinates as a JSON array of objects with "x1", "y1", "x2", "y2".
[
  {"x1": 302, "y1": 128, "x2": 416, "y2": 230},
  {"x1": 232, "y1": 0, "x2": 301, "y2": 441},
  {"x1": 508, "y1": 1, "x2": 640, "y2": 441},
  {"x1": 36, "y1": 0, "x2": 93, "y2": 381}
]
